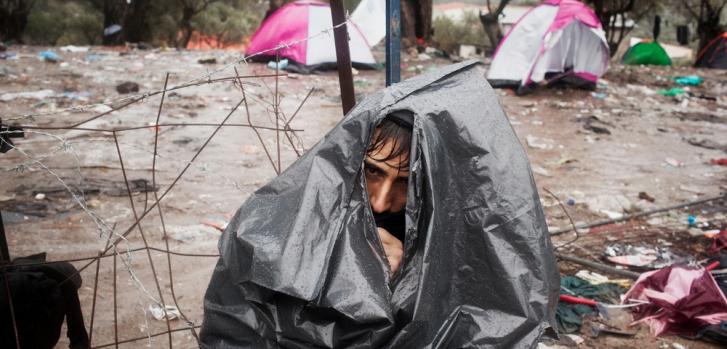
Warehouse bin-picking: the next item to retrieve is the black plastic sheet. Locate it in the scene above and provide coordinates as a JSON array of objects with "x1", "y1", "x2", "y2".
[{"x1": 200, "y1": 60, "x2": 559, "y2": 348}]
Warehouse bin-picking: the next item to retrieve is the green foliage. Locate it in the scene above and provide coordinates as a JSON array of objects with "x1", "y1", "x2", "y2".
[
  {"x1": 25, "y1": 0, "x2": 102, "y2": 45},
  {"x1": 191, "y1": 1, "x2": 263, "y2": 46},
  {"x1": 432, "y1": 11, "x2": 487, "y2": 53}
]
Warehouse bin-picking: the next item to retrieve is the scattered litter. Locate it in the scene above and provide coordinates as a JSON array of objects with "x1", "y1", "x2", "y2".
[
  {"x1": 116, "y1": 81, "x2": 140, "y2": 94},
  {"x1": 92, "y1": 104, "x2": 113, "y2": 113},
  {"x1": 557, "y1": 276, "x2": 627, "y2": 333},
  {"x1": 172, "y1": 137, "x2": 194, "y2": 145},
  {"x1": 711, "y1": 158, "x2": 727, "y2": 166},
  {"x1": 671, "y1": 343, "x2": 687, "y2": 349},
  {"x1": 687, "y1": 214, "x2": 697, "y2": 227},
  {"x1": 84, "y1": 54, "x2": 104, "y2": 62},
  {"x1": 657, "y1": 88, "x2": 686, "y2": 96},
  {"x1": 638, "y1": 191, "x2": 655, "y2": 202},
  {"x1": 664, "y1": 157, "x2": 684, "y2": 167},
  {"x1": 34, "y1": 193, "x2": 45, "y2": 200},
  {"x1": 0, "y1": 89, "x2": 56, "y2": 102},
  {"x1": 0, "y1": 52, "x2": 17, "y2": 60},
  {"x1": 526, "y1": 135, "x2": 553, "y2": 150},
  {"x1": 202, "y1": 216, "x2": 230, "y2": 232},
  {"x1": 149, "y1": 304, "x2": 180, "y2": 321},
  {"x1": 416, "y1": 53, "x2": 432, "y2": 61},
  {"x1": 59, "y1": 45, "x2": 90, "y2": 53},
  {"x1": 39, "y1": 50, "x2": 61, "y2": 63},
  {"x1": 590, "y1": 92, "x2": 606, "y2": 99},
  {"x1": 584, "y1": 194, "x2": 632, "y2": 217},
  {"x1": 198, "y1": 57, "x2": 217, "y2": 64},
  {"x1": 674, "y1": 75, "x2": 703, "y2": 86},
  {"x1": 267, "y1": 59, "x2": 288, "y2": 70},
  {"x1": 604, "y1": 244, "x2": 690, "y2": 269},
  {"x1": 531, "y1": 165, "x2": 551, "y2": 177},
  {"x1": 624, "y1": 264, "x2": 727, "y2": 336}
]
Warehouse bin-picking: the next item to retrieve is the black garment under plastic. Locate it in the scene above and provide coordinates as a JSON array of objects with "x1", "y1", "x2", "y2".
[
  {"x1": 200, "y1": 60, "x2": 560, "y2": 348},
  {"x1": 374, "y1": 211, "x2": 406, "y2": 243}
]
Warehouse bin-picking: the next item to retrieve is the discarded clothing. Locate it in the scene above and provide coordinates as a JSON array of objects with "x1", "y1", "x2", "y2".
[
  {"x1": 557, "y1": 276, "x2": 626, "y2": 333},
  {"x1": 200, "y1": 60, "x2": 559, "y2": 347},
  {"x1": 624, "y1": 265, "x2": 727, "y2": 336}
]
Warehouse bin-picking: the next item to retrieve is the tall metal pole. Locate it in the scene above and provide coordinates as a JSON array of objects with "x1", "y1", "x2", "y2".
[
  {"x1": 386, "y1": 0, "x2": 401, "y2": 86},
  {"x1": 330, "y1": 0, "x2": 356, "y2": 115},
  {"x1": 0, "y1": 211, "x2": 9, "y2": 262}
]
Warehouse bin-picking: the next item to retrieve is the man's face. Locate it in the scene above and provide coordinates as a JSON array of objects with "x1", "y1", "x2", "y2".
[{"x1": 365, "y1": 133, "x2": 410, "y2": 214}]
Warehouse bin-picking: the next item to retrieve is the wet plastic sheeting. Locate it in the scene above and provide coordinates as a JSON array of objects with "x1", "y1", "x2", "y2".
[{"x1": 200, "y1": 60, "x2": 559, "y2": 348}]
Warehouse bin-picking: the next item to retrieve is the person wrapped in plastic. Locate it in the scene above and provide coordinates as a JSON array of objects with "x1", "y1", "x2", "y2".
[{"x1": 200, "y1": 60, "x2": 559, "y2": 348}]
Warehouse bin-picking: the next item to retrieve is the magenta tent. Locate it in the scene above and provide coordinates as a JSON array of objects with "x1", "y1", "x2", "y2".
[
  {"x1": 487, "y1": 0, "x2": 609, "y2": 94},
  {"x1": 246, "y1": 0, "x2": 377, "y2": 73}
]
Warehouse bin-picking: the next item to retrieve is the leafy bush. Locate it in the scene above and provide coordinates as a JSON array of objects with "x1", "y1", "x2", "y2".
[
  {"x1": 25, "y1": 0, "x2": 102, "y2": 45},
  {"x1": 432, "y1": 11, "x2": 488, "y2": 54}
]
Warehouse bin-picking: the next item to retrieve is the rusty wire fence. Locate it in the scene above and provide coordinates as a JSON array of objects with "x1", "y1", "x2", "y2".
[{"x1": 0, "y1": 19, "x2": 350, "y2": 349}]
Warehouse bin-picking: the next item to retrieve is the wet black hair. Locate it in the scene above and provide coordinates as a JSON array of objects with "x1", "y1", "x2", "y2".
[{"x1": 367, "y1": 112, "x2": 413, "y2": 171}]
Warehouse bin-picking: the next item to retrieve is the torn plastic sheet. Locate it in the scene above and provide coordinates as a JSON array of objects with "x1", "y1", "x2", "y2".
[{"x1": 200, "y1": 60, "x2": 559, "y2": 347}]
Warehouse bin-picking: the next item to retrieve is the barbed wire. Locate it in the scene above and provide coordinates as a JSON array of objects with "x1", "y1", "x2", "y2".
[{"x1": 1, "y1": 18, "x2": 349, "y2": 124}]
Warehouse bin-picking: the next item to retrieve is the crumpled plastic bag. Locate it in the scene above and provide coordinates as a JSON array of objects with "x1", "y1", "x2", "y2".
[
  {"x1": 200, "y1": 60, "x2": 559, "y2": 348},
  {"x1": 623, "y1": 265, "x2": 727, "y2": 336}
]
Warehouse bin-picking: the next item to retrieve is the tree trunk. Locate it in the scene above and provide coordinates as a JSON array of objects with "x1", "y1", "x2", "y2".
[
  {"x1": 417, "y1": 0, "x2": 432, "y2": 42},
  {"x1": 122, "y1": 0, "x2": 153, "y2": 43},
  {"x1": 696, "y1": 14, "x2": 723, "y2": 54},
  {"x1": 479, "y1": 13, "x2": 502, "y2": 48},
  {"x1": 400, "y1": 0, "x2": 417, "y2": 47},
  {"x1": 100, "y1": 0, "x2": 126, "y2": 45},
  {"x1": 0, "y1": 0, "x2": 35, "y2": 43},
  {"x1": 179, "y1": 6, "x2": 195, "y2": 48}
]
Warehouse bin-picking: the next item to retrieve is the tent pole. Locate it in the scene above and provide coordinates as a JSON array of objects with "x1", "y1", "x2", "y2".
[
  {"x1": 385, "y1": 0, "x2": 401, "y2": 86},
  {"x1": 0, "y1": 211, "x2": 8, "y2": 263},
  {"x1": 330, "y1": 0, "x2": 356, "y2": 115}
]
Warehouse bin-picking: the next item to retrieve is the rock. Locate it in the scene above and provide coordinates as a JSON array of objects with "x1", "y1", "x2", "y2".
[{"x1": 116, "y1": 81, "x2": 139, "y2": 94}]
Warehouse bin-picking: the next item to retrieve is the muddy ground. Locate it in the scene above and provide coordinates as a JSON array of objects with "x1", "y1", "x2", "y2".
[{"x1": 1, "y1": 46, "x2": 726, "y2": 348}]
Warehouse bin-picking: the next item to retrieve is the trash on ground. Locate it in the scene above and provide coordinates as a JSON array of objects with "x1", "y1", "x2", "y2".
[
  {"x1": 0, "y1": 89, "x2": 56, "y2": 102},
  {"x1": 59, "y1": 45, "x2": 90, "y2": 53},
  {"x1": 198, "y1": 57, "x2": 217, "y2": 64},
  {"x1": 39, "y1": 50, "x2": 62, "y2": 63},
  {"x1": 557, "y1": 276, "x2": 628, "y2": 333},
  {"x1": 267, "y1": 59, "x2": 288, "y2": 70},
  {"x1": 665, "y1": 157, "x2": 684, "y2": 167},
  {"x1": 526, "y1": 135, "x2": 553, "y2": 150},
  {"x1": 638, "y1": 191, "x2": 656, "y2": 202},
  {"x1": 711, "y1": 159, "x2": 727, "y2": 166},
  {"x1": 674, "y1": 75, "x2": 703, "y2": 86},
  {"x1": 604, "y1": 243, "x2": 690, "y2": 269},
  {"x1": 575, "y1": 270, "x2": 631, "y2": 288},
  {"x1": 149, "y1": 304, "x2": 181, "y2": 321},
  {"x1": 657, "y1": 88, "x2": 686, "y2": 96},
  {"x1": 624, "y1": 264, "x2": 727, "y2": 336},
  {"x1": 116, "y1": 81, "x2": 140, "y2": 94}
]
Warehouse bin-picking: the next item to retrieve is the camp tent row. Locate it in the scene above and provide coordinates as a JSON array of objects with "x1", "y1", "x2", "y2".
[{"x1": 248, "y1": 0, "x2": 727, "y2": 78}]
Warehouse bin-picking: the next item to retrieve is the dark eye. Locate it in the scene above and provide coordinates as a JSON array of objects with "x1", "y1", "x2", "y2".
[{"x1": 365, "y1": 164, "x2": 381, "y2": 176}]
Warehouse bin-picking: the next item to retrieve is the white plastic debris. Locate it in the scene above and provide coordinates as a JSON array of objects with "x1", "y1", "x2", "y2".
[{"x1": 149, "y1": 304, "x2": 181, "y2": 321}]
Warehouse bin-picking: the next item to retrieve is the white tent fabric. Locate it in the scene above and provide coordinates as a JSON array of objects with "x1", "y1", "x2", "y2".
[
  {"x1": 529, "y1": 22, "x2": 608, "y2": 82},
  {"x1": 306, "y1": 4, "x2": 376, "y2": 66},
  {"x1": 351, "y1": 0, "x2": 386, "y2": 46},
  {"x1": 487, "y1": 0, "x2": 609, "y2": 87},
  {"x1": 487, "y1": 5, "x2": 558, "y2": 82}
]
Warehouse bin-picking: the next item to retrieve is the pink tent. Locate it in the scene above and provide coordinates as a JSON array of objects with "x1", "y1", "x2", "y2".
[
  {"x1": 487, "y1": 0, "x2": 609, "y2": 94},
  {"x1": 246, "y1": 0, "x2": 376, "y2": 72}
]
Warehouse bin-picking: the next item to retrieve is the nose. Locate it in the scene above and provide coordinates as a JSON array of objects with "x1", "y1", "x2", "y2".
[{"x1": 369, "y1": 181, "x2": 392, "y2": 213}]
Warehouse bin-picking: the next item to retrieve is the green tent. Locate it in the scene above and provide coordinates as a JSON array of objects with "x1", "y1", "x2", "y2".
[{"x1": 623, "y1": 41, "x2": 672, "y2": 66}]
